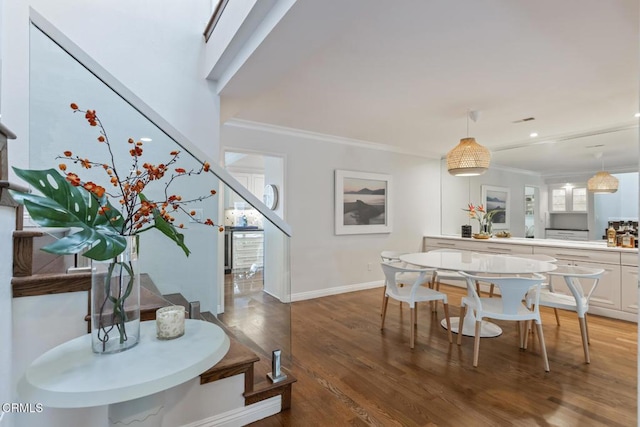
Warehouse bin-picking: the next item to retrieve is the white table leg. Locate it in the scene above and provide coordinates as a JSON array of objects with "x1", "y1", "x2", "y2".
[
  {"x1": 441, "y1": 311, "x2": 502, "y2": 338},
  {"x1": 108, "y1": 392, "x2": 164, "y2": 426}
]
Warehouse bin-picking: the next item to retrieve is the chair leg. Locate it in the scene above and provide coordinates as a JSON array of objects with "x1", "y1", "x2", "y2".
[
  {"x1": 523, "y1": 320, "x2": 531, "y2": 350},
  {"x1": 457, "y1": 305, "x2": 467, "y2": 345},
  {"x1": 579, "y1": 316, "x2": 590, "y2": 364},
  {"x1": 443, "y1": 302, "x2": 453, "y2": 343},
  {"x1": 415, "y1": 303, "x2": 418, "y2": 326},
  {"x1": 535, "y1": 322, "x2": 550, "y2": 372},
  {"x1": 489, "y1": 283, "x2": 495, "y2": 298},
  {"x1": 380, "y1": 286, "x2": 386, "y2": 316},
  {"x1": 518, "y1": 321, "x2": 523, "y2": 349},
  {"x1": 475, "y1": 281, "x2": 481, "y2": 296},
  {"x1": 553, "y1": 308, "x2": 561, "y2": 326},
  {"x1": 381, "y1": 296, "x2": 389, "y2": 330},
  {"x1": 473, "y1": 321, "x2": 481, "y2": 367},
  {"x1": 410, "y1": 307, "x2": 416, "y2": 349},
  {"x1": 584, "y1": 313, "x2": 591, "y2": 344}
]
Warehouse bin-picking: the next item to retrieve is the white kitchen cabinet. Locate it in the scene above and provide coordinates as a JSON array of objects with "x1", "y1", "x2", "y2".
[
  {"x1": 228, "y1": 172, "x2": 265, "y2": 207},
  {"x1": 232, "y1": 231, "x2": 264, "y2": 271},
  {"x1": 621, "y1": 266, "x2": 638, "y2": 314},
  {"x1": 549, "y1": 184, "x2": 587, "y2": 213},
  {"x1": 621, "y1": 252, "x2": 638, "y2": 314}
]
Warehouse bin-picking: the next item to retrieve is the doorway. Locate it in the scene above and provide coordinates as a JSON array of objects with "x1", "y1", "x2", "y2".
[
  {"x1": 219, "y1": 150, "x2": 286, "y2": 349},
  {"x1": 525, "y1": 186, "x2": 537, "y2": 238}
]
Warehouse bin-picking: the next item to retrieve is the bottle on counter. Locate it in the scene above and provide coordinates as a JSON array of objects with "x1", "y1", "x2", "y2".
[
  {"x1": 621, "y1": 230, "x2": 635, "y2": 248},
  {"x1": 607, "y1": 224, "x2": 617, "y2": 247}
]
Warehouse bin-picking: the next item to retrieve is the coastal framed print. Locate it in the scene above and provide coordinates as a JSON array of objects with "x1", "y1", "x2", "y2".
[
  {"x1": 335, "y1": 170, "x2": 392, "y2": 235},
  {"x1": 481, "y1": 184, "x2": 510, "y2": 230}
]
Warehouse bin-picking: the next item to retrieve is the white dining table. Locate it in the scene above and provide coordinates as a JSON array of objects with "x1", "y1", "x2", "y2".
[{"x1": 399, "y1": 250, "x2": 557, "y2": 337}]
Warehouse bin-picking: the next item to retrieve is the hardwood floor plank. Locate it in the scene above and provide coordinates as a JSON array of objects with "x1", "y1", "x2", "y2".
[{"x1": 237, "y1": 284, "x2": 636, "y2": 426}]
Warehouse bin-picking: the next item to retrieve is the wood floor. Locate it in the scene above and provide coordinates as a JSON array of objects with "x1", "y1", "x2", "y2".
[{"x1": 246, "y1": 284, "x2": 637, "y2": 427}]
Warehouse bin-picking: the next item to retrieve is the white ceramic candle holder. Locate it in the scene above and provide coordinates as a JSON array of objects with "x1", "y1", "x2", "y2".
[{"x1": 156, "y1": 306, "x2": 186, "y2": 340}]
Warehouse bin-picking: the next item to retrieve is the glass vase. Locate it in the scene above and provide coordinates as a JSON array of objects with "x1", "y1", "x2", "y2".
[{"x1": 91, "y1": 235, "x2": 140, "y2": 354}]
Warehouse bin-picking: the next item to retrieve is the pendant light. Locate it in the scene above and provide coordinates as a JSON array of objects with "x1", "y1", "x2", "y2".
[
  {"x1": 587, "y1": 152, "x2": 618, "y2": 194},
  {"x1": 446, "y1": 110, "x2": 491, "y2": 176}
]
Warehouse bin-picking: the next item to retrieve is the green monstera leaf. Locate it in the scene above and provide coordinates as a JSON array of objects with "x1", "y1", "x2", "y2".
[
  {"x1": 138, "y1": 193, "x2": 190, "y2": 257},
  {"x1": 9, "y1": 167, "x2": 127, "y2": 261}
]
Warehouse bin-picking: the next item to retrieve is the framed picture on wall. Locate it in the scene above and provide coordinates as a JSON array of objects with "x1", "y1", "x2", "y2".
[
  {"x1": 335, "y1": 170, "x2": 392, "y2": 235},
  {"x1": 481, "y1": 185, "x2": 510, "y2": 230}
]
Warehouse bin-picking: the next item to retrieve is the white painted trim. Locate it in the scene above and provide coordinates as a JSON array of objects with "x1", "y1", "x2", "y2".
[
  {"x1": 225, "y1": 118, "x2": 441, "y2": 159},
  {"x1": 28, "y1": 8, "x2": 291, "y2": 238},
  {"x1": 181, "y1": 396, "x2": 281, "y2": 427},
  {"x1": 291, "y1": 280, "x2": 384, "y2": 302}
]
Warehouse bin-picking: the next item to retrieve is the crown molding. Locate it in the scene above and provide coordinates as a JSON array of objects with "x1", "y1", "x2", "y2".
[{"x1": 224, "y1": 118, "x2": 441, "y2": 159}]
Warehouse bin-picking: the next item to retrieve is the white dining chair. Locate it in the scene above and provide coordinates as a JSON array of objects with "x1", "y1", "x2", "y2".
[
  {"x1": 379, "y1": 251, "x2": 428, "y2": 315},
  {"x1": 380, "y1": 262, "x2": 453, "y2": 349},
  {"x1": 527, "y1": 265, "x2": 604, "y2": 364},
  {"x1": 458, "y1": 271, "x2": 550, "y2": 372}
]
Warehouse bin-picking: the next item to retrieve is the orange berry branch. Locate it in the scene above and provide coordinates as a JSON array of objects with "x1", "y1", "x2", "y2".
[{"x1": 58, "y1": 103, "x2": 223, "y2": 236}]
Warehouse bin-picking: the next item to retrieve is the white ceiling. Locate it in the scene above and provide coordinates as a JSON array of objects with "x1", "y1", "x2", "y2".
[{"x1": 220, "y1": 0, "x2": 639, "y2": 176}]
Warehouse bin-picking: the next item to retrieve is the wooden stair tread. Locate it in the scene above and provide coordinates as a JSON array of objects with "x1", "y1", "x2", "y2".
[
  {"x1": 12, "y1": 272, "x2": 158, "y2": 298},
  {"x1": 13, "y1": 229, "x2": 48, "y2": 238},
  {"x1": 163, "y1": 293, "x2": 190, "y2": 311},
  {"x1": 199, "y1": 313, "x2": 296, "y2": 412},
  {"x1": 200, "y1": 334, "x2": 260, "y2": 385},
  {"x1": 12, "y1": 272, "x2": 92, "y2": 297},
  {"x1": 140, "y1": 286, "x2": 173, "y2": 321}
]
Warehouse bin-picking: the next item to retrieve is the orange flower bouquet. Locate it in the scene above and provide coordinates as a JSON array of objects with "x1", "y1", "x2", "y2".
[
  {"x1": 9, "y1": 104, "x2": 222, "y2": 353},
  {"x1": 10, "y1": 103, "x2": 222, "y2": 260}
]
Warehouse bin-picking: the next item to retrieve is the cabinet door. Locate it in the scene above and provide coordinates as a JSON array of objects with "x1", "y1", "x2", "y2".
[
  {"x1": 550, "y1": 187, "x2": 567, "y2": 212},
  {"x1": 571, "y1": 187, "x2": 587, "y2": 212},
  {"x1": 252, "y1": 175, "x2": 265, "y2": 202},
  {"x1": 548, "y1": 185, "x2": 587, "y2": 212},
  {"x1": 621, "y1": 265, "x2": 638, "y2": 314},
  {"x1": 229, "y1": 172, "x2": 251, "y2": 207}
]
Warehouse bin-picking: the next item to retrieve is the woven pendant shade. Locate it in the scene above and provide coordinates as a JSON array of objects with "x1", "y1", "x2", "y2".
[
  {"x1": 446, "y1": 137, "x2": 491, "y2": 176},
  {"x1": 587, "y1": 171, "x2": 619, "y2": 193}
]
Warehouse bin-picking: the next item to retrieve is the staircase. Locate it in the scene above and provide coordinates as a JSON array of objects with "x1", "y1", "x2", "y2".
[{"x1": 11, "y1": 227, "x2": 296, "y2": 425}]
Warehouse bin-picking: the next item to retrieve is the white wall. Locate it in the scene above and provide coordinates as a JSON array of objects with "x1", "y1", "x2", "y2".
[
  {"x1": 1, "y1": 0, "x2": 218, "y2": 177},
  {"x1": 222, "y1": 122, "x2": 441, "y2": 299},
  {"x1": 1, "y1": 1, "x2": 223, "y2": 421}
]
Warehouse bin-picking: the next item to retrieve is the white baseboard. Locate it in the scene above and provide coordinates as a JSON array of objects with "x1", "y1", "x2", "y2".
[
  {"x1": 181, "y1": 396, "x2": 281, "y2": 427},
  {"x1": 291, "y1": 280, "x2": 384, "y2": 302}
]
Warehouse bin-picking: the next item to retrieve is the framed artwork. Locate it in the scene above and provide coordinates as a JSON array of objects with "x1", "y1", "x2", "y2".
[
  {"x1": 481, "y1": 185, "x2": 510, "y2": 230},
  {"x1": 335, "y1": 170, "x2": 392, "y2": 235}
]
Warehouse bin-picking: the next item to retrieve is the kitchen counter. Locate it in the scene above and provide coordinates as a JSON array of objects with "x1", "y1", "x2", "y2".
[{"x1": 428, "y1": 234, "x2": 637, "y2": 253}]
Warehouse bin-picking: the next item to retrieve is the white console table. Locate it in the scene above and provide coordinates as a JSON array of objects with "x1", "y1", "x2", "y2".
[{"x1": 18, "y1": 319, "x2": 230, "y2": 426}]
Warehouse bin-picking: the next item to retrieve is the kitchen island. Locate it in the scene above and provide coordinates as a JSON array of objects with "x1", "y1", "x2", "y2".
[{"x1": 423, "y1": 235, "x2": 638, "y2": 322}]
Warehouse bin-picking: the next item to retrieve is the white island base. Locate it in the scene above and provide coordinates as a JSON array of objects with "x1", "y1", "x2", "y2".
[{"x1": 441, "y1": 317, "x2": 502, "y2": 337}]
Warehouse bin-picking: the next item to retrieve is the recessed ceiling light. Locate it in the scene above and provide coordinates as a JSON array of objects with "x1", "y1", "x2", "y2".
[
  {"x1": 140, "y1": 137, "x2": 152, "y2": 142},
  {"x1": 529, "y1": 132, "x2": 538, "y2": 138},
  {"x1": 634, "y1": 113, "x2": 640, "y2": 118}
]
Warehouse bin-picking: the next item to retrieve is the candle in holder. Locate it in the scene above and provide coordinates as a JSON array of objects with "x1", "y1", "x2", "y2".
[{"x1": 156, "y1": 306, "x2": 186, "y2": 340}]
